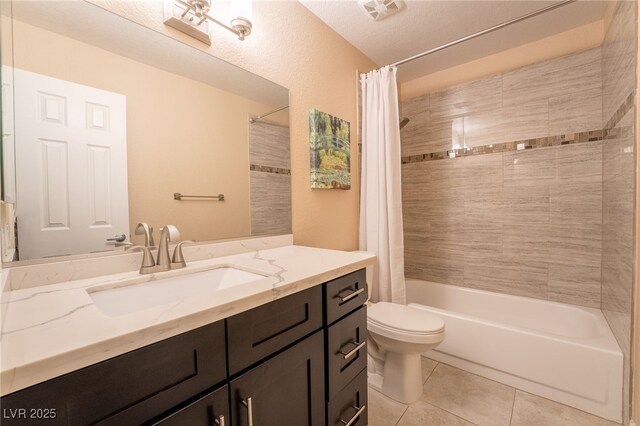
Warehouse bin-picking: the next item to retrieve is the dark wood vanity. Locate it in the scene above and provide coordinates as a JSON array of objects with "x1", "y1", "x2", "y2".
[{"x1": 1, "y1": 269, "x2": 369, "y2": 426}]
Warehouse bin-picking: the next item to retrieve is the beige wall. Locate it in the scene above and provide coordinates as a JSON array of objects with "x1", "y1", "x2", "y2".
[
  {"x1": 9, "y1": 19, "x2": 288, "y2": 245},
  {"x1": 401, "y1": 20, "x2": 605, "y2": 100},
  {"x1": 93, "y1": 0, "x2": 376, "y2": 251}
]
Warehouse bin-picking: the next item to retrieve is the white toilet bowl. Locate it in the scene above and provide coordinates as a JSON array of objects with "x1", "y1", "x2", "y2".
[
  {"x1": 367, "y1": 301, "x2": 445, "y2": 403},
  {"x1": 350, "y1": 251, "x2": 446, "y2": 403}
]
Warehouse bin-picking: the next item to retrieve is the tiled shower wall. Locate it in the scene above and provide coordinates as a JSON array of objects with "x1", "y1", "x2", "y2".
[
  {"x1": 249, "y1": 121, "x2": 292, "y2": 235},
  {"x1": 401, "y1": 47, "x2": 605, "y2": 308},
  {"x1": 601, "y1": 0, "x2": 637, "y2": 421}
]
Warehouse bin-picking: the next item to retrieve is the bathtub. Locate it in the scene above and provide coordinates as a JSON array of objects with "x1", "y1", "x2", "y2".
[{"x1": 406, "y1": 278, "x2": 623, "y2": 423}]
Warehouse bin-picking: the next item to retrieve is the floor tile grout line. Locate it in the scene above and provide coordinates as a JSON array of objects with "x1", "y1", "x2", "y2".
[
  {"x1": 421, "y1": 360, "x2": 518, "y2": 426},
  {"x1": 420, "y1": 361, "x2": 485, "y2": 426},
  {"x1": 425, "y1": 400, "x2": 481, "y2": 426},
  {"x1": 394, "y1": 405, "x2": 409, "y2": 426},
  {"x1": 422, "y1": 359, "x2": 439, "y2": 384},
  {"x1": 509, "y1": 388, "x2": 517, "y2": 426}
]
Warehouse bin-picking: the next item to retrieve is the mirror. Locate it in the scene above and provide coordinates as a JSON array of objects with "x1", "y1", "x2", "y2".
[{"x1": 0, "y1": 1, "x2": 291, "y2": 263}]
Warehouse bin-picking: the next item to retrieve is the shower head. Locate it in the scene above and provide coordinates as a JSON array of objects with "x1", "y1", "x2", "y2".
[{"x1": 399, "y1": 117, "x2": 410, "y2": 130}]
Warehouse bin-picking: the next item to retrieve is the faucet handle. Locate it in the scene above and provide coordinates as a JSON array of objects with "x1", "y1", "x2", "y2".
[
  {"x1": 171, "y1": 241, "x2": 194, "y2": 269},
  {"x1": 127, "y1": 245, "x2": 156, "y2": 274}
]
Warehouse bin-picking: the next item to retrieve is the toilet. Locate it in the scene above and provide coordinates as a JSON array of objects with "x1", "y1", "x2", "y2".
[{"x1": 364, "y1": 268, "x2": 445, "y2": 404}]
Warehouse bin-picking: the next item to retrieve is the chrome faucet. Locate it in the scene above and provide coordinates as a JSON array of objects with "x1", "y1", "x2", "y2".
[
  {"x1": 129, "y1": 225, "x2": 190, "y2": 274},
  {"x1": 134, "y1": 222, "x2": 155, "y2": 248}
]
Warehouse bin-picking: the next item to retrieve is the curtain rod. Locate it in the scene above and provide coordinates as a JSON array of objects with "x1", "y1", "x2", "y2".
[
  {"x1": 249, "y1": 105, "x2": 289, "y2": 123},
  {"x1": 389, "y1": 0, "x2": 576, "y2": 68}
]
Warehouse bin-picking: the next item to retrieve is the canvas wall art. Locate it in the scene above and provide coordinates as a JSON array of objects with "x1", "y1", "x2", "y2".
[{"x1": 309, "y1": 108, "x2": 351, "y2": 189}]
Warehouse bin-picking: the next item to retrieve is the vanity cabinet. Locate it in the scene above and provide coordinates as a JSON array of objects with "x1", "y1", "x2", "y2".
[
  {"x1": 323, "y1": 269, "x2": 368, "y2": 426},
  {"x1": 1, "y1": 270, "x2": 368, "y2": 426},
  {"x1": 1, "y1": 320, "x2": 227, "y2": 426},
  {"x1": 152, "y1": 385, "x2": 229, "y2": 426}
]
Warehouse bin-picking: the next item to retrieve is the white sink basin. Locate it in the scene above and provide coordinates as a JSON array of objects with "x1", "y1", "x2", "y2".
[{"x1": 88, "y1": 267, "x2": 267, "y2": 317}]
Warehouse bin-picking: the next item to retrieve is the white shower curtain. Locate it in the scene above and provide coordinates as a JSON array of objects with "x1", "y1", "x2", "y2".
[{"x1": 359, "y1": 66, "x2": 406, "y2": 304}]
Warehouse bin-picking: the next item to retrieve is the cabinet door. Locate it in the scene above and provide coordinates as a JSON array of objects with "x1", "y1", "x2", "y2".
[
  {"x1": 230, "y1": 330, "x2": 325, "y2": 426},
  {"x1": 1, "y1": 321, "x2": 226, "y2": 426},
  {"x1": 153, "y1": 385, "x2": 229, "y2": 426}
]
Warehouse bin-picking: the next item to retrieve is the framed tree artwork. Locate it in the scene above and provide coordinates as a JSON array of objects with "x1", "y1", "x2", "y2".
[{"x1": 309, "y1": 108, "x2": 351, "y2": 189}]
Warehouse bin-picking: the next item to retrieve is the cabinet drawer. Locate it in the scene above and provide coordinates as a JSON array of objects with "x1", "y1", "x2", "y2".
[
  {"x1": 152, "y1": 385, "x2": 229, "y2": 426},
  {"x1": 327, "y1": 369, "x2": 368, "y2": 426},
  {"x1": 226, "y1": 285, "x2": 323, "y2": 375},
  {"x1": 1, "y1": 321, "x2": 226, "y2": 426},
  {"x1": 230, "y1": 330, "x2": 325, "y2": 426},
  {"x1": 327, "y1": 306, "x2": 367, "y2": 399},
  {"x1": 325, "y1": 269, "x2": 367, "y2": 325}
]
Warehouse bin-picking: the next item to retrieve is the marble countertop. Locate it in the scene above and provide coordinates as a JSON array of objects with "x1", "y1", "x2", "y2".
[{"x1": 0, "y1": 244, "x2": 376, "y2": 396}]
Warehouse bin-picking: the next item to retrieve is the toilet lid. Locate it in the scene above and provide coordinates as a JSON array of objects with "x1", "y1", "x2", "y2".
[{"x1": 368, "y1": 302, "x2": 444, "y2": 334}]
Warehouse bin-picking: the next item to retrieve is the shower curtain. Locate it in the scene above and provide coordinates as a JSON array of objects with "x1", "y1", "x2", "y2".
[{"x1": 359, "y1": 66, "x2": 406, "y2": 304}]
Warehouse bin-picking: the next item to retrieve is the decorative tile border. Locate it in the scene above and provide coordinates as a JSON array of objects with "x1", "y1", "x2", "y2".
[
  {"x1": 401, "y1": 129, "x2": 605, "y2": 164},
  {"x1": 605, "y1": 124, "x2": 634, "y2": 141},
  {"x1": 605, "y1": 91, "x2": 636, "y2": 131},
  {"x1": 401, "y1": 90, "x2": 635, "y2": 165},
  {"x1": 250, "y1": 164, "x2": 291, "y2": 175}
]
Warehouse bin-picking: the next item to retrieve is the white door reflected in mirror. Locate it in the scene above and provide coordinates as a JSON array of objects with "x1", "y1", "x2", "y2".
[{"x1": 14, "y1": 68, "x2": 129, "y2": 259}]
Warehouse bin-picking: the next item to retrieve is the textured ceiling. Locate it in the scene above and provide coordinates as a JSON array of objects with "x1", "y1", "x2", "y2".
[{"x1": 299, "y1": 0, "x2": 608, "y2": 81}]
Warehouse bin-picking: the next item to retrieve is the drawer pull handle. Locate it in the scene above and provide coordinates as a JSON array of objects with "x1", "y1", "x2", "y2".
[
  {"x1": 340, "y1": 404, "x2": 366, "y2": 426},
  {"x1": 214, "y1": 415, "x2": 225, "y2": 426},
  {"x1": 340, "y1": 340, "x2": 366, "y2": 359},
  {"x1": 241, "y1": 397, "x2": 254, "y2": 426},
  {"x1": 338, "y1": 287, "x2": 364, "y2": 303}
]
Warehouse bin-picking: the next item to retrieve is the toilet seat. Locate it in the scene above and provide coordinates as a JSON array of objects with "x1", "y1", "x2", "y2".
[{"x1": 368, "y1": 302, "x2": 444, "y2": 335}]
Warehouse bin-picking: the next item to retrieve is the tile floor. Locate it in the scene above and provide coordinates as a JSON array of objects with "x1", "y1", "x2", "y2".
[{"x1": 368, "y1": 357, "x2": 621, "y2": 426}]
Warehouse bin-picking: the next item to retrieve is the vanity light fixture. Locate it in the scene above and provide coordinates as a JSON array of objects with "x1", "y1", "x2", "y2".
[{"x1": 164, "y1": 0, "x2": 252, "y2": 46}]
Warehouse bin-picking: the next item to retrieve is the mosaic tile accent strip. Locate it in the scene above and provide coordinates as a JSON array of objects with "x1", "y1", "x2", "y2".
[
  {"x1": 605, "y1": 90, "x2": 636, "y2": 131},
  {"x1": 605, "y1": 124, "x2": 634, "y2": 140},
  {"x1": 401, "y1": 129, "x2": 605, "y2": 164},
  {"x1": 250, "y1": 164, "x2": 291, "y2": 175}
]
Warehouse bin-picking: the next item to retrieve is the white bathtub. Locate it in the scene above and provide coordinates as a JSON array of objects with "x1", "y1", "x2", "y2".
[{"x1": 406, "y1": 279, "x2": 623, "y2": 423}]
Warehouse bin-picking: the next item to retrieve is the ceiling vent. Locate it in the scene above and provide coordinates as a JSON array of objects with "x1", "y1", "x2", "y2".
[{"x1": 357, "y1": 0, "x2": 406, "y2": 21}]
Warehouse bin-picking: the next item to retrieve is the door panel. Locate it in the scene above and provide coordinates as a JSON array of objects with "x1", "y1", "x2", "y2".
[{"x1": 14, "y1": 68, "x2": 128, "y2": 259}]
